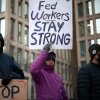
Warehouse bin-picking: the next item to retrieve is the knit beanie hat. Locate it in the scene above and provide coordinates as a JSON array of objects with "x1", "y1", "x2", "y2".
[
  {"x1": 88, "y1": 44, "x2": 100, "y2": 60},
  {"x1": 47, "y1": 52, "x2": 56, "y2": 63}
]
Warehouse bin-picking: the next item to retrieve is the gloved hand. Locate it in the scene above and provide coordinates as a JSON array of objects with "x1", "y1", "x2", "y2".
[
  {"x1": 2, "y1": 74, "x2": 12, "y2": 86},
  {"x1": 1, "y1": 72, "x2": 22, "y2": 86},
  {"x1": 43, "y1": 43, "x2": 52, "y2": 52}
]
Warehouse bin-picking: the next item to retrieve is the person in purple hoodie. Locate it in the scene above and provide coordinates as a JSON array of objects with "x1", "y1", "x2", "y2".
[{"x1": 30, "y1": 44, "x2": 68, "y2": 100}]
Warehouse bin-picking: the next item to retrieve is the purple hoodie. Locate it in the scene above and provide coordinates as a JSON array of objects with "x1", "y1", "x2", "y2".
[{"x1": 30, "y1": 51, "x2": 68, "y2": 100}]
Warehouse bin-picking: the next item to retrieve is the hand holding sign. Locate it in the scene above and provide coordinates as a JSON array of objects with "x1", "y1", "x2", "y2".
[
  {"x1": 43, "y1": 43, "x2": 52, "y2": 52},
  {"x1": 2, "y1": 78, "x2": 12, "y2": 86}
]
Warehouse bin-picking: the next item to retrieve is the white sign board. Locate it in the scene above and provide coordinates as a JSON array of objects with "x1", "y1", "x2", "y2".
[
  {"x1": 29, "y1": 0, "x2": 73, "y2": 49},
  {"x1": 0, "y1": 79, "x2": 28, "y2": 100}
]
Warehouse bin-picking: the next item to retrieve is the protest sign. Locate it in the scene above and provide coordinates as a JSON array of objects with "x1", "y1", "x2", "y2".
[
  {"x1": 0, "y1": 79, "x2": 27, "y2": 100},
  {"x1": 29, "y1": 0, "x2": 73, "y2": 49}
]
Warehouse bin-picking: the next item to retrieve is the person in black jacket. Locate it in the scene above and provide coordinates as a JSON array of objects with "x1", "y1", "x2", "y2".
[
  {"x1": 77, "y1": 43, "x2": 100, "y2": 100},
  {"x1": 0, "y1": 33, "x2": 24, "y2": 86}
]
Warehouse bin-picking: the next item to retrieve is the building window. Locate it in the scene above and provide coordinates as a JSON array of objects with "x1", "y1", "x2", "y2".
[
  {"x1": 57, "y1": 61, "x2": 60, "y2": 74},
  {"x1": 61, "y1": 63, "x2": 64, "y2": 79},
  {"x1": 88, "y1": 39, "x2": 95, "y2": 48},
  {"x1": 87, "y1": 20, "x2": 94, "y2": 35},
  {"x1": 79, "y1": 21, "x2": 85, "y2": 36},
  {"x1": 25, "y1": 2, "x2": 28, "y2": 19},
  {"x1": 18, "y1": 22, "x2": 22, "y2": 43},
  {"x1": 96, "y1": 18, "x2": 100, "y2": 34},
  {"x1": 18, "y1": 0, "x2": 22, "y2": 17},
  {"x1": 60, "y1": 50, "x2": 63, "y2": 59},
  {"x1": 67, "y1": 66, "x2": 69, "y2": 81},
  {"x1": 10, "y1": 18, "x2": 15, "y2": 40},
  {"x1": 81, "y1": 61, "x2": 86, "y2": 66},
  {"x1": 62, "y1": 65, "x2": 66, "y2": 80},
  {"x1": 78, "y1": 3, "x2": 83, "y2": 18},
  {"x1": 30, "y1": 52, "x2": 35, "y2": 63},
  {"x1": 9, "y1": 45, "x2": 14, "y2": 56},
  {"x1": 0, "y1": 18, "x2": 5, "y2": 38},
  {"x1": 70, "y1": 85, "x2": 73, "y2": 99},
  {"x1": 59, "y1": 63, "x2": 62, "y2": 76},
  {"x1": 64, "y1": 50, "x2": 67, "y2": 60},
  {"x1": 80, "y1": 41, "x2": 86, "y2": 57},
  {"x1": 65, "y1": 64, "x2": 68, "y2": 80},
  {"x1": 17, "y1": 48, "x2": 22, "y2": 64},
  {"x1": 31, "y1": 84, "x2": 35, "y2": 99},
  {"x1": 69, "y1": 65, "x2": 72, "y2": 81},
  {"x1": 24, "y1": 26, "x2": 28, "y2": 45},
  {"x1": 66, "y1": 84, "x2": 68, "y2": 95},
  {"x1": 97, "y1": 38, "x2": 100, "y2": 44},
  {"x1": 10, "y1": 0, "x2": 15, "y2": 14},
  {"x1": 86, "y1": 1, "x2": 92, "y2": 16},
  {"x1": 24, "y1": 50, "x2": 28, "y2": 71},
  {"x1": 0, "y1": 0, "x2": 6, "y2": 12},
  {"x1": 94, "y1": 0, "x2": 100, "y2": 14}
]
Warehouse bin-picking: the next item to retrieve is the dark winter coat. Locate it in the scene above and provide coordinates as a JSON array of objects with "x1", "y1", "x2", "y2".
[
  {"x1": 0, "y1": 50, "x2": 24, "y2": 79},
  {"x1": 77, "y1": 61, "x2": 100, "y2": 100}
]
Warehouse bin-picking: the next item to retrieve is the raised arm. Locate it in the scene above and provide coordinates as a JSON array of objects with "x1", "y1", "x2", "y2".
[
  {"x1": 30, "y1": 43, "x2": 51, "y2": 81},
  {"x1": 30, "y1": 50, "x2": 48, "y2": 74}
]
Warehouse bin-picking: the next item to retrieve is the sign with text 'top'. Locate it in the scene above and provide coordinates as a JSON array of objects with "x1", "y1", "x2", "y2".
[
  {"x1": 0, "y1": 79, "x2": 28, "y2": 100},
  {"x1": 29, "y1": 0, "x2": 73, "y2": 49}
]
